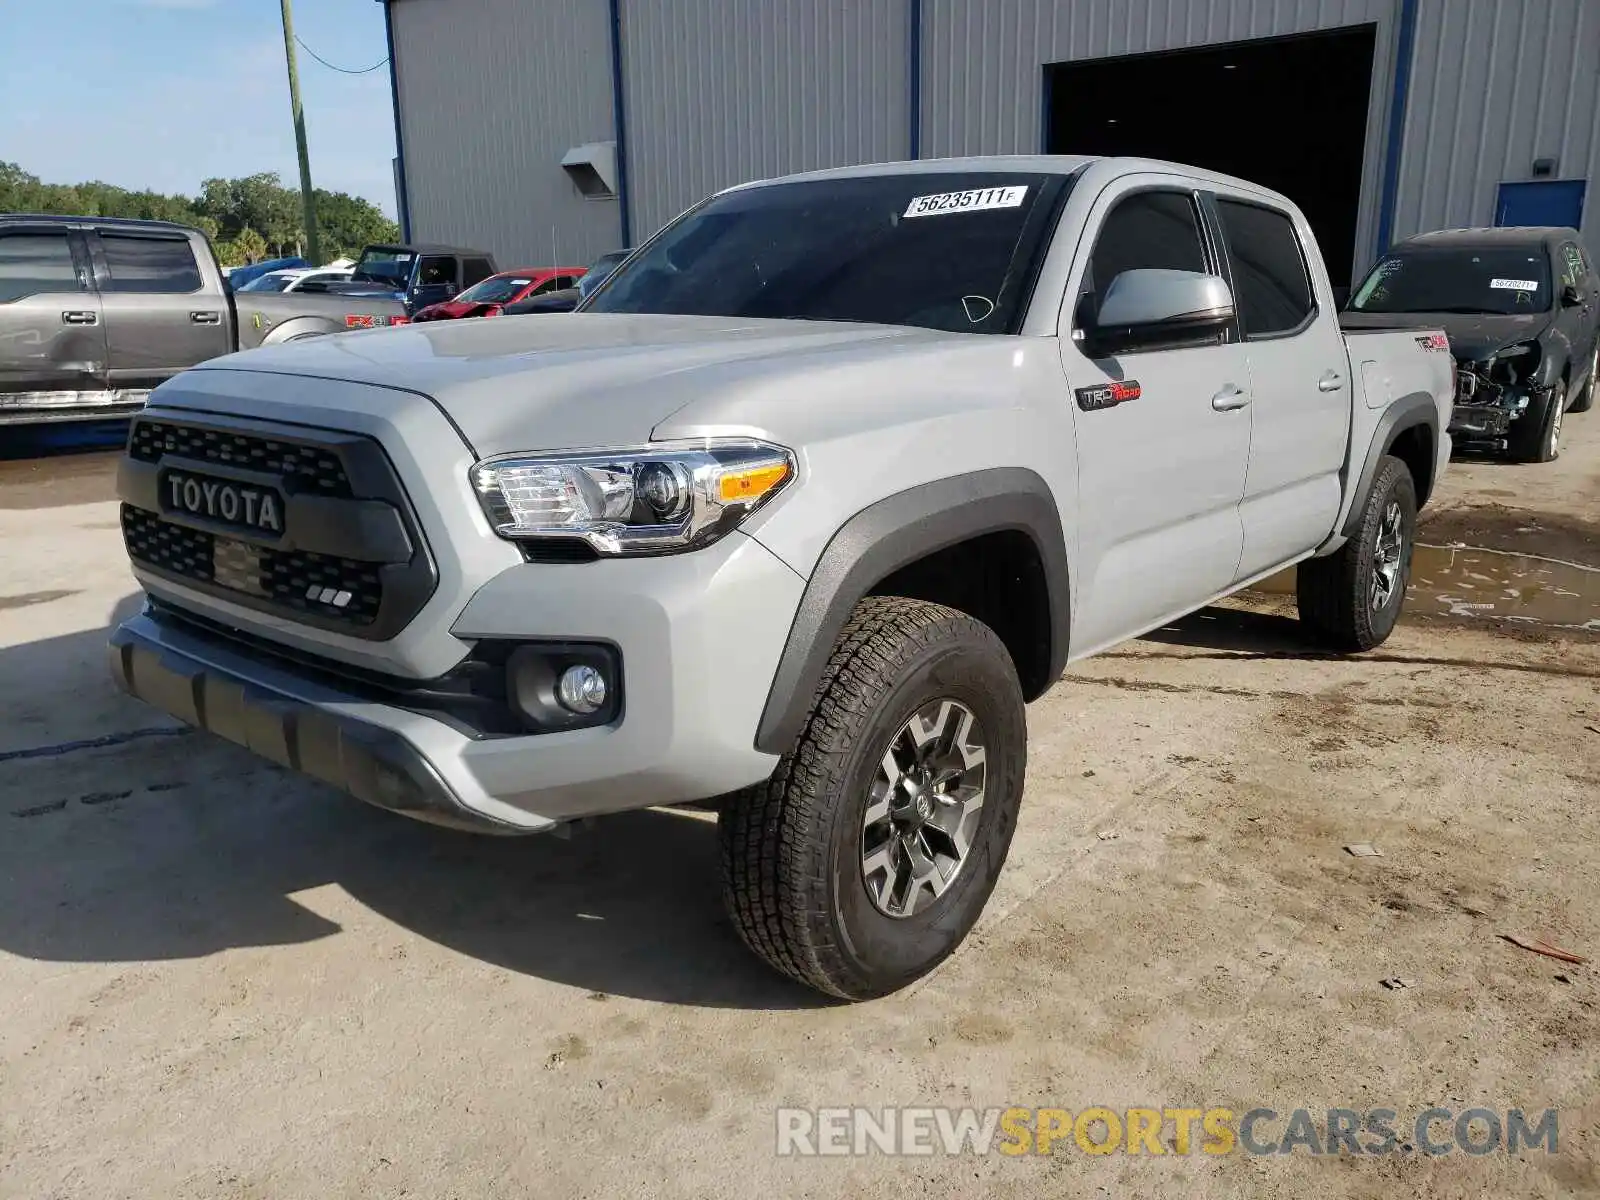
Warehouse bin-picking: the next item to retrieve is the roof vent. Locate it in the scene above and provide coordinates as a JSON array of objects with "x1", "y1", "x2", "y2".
[{"x1": 562, "y1": 141, "x2": 619, "y2": 200}]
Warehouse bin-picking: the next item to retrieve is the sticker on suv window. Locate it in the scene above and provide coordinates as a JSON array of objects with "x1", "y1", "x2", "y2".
[
  {"x1": 903, "y1": 186, "x2": 1028, "y2": 218},
  {"x1": 1489, "y1": 278, "x2": 1539, "y2": 291}
]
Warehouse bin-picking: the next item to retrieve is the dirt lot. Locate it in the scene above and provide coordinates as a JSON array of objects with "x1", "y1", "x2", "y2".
[{"x1": 2, "y1": 418, "x2": 1598, "y2": 1199}]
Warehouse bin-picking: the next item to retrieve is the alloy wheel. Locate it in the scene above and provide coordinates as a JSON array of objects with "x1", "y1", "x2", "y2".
[
  {"x1": 860, "y1": 699, "x2": 987, "y2": 919},
  {"x1": 1370, "y1": 500, "x2": 1406, "y2": 612}
]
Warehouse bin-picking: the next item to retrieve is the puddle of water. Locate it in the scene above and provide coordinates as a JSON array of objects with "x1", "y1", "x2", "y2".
[{"x1": 1254, "y1": 545, "x2": 1600, "y2": 633}]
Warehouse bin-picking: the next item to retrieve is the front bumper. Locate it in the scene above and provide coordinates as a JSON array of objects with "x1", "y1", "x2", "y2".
[
  {"x1": 109, "y1": 613, "x2": 517, "y2": 833},
  {"x1": 1447, "y1": 403, "x2": 1516, "y2": 439},
  {"x1": 110, "y1": 531, "x2": 804, "y2": 834}
]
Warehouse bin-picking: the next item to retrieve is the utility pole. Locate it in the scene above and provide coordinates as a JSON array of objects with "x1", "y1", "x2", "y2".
[{"x1": 279, "y1": 0, "x2": 321, "y2": 263}]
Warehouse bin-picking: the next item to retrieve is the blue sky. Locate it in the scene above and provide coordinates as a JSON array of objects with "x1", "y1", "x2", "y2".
[{"x1": 3, "y1": 0, "x2": 399, "y2": 215}]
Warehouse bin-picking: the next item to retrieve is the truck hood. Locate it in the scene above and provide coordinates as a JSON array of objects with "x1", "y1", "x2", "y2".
[
  {"x1": 191, "y1": 314, "x2": 963, "y2": 454},
  {"x1": 1341, "y1": 309, "x2": 1553, "y2": 362}
]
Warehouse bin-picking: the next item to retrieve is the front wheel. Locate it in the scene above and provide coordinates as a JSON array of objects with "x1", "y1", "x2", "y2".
[
  {"x1": 1509, "y1": 384, "x2": 1564, "y2": 462},
  {"x1": 1297, "y1": 455, "x2": 1417, "y2": 652},
  {"x1": 1570, "y1": 348, "x2": 1597, "y2": 414},
  {"x1": 720, "y1": 596, "x2": 1025, "y2": 1000}
]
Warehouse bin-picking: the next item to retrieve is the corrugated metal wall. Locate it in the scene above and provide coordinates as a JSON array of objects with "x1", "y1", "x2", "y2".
[
  {"x1": 391, "y1": 0, "x2": 621, "y2": 266},
  {"x1": 619, "y1": 0, "x2": 910, "y2": 239},
  {"x1": 918, "y1": 0, "x2": 1401, "y2": 277},
  {"x1": 1397, "y1": 0, "x2": 1600, "y2": 252}
]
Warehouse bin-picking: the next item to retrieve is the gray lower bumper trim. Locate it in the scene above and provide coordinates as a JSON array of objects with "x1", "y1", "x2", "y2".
[{"x1": 108, "y1": 622, "x2": 522, "y2": 834}]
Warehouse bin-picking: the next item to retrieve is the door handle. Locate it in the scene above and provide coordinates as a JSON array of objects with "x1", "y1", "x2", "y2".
[
  {"x1": 61, "y1": 310, "x2": 98, "y2": 326},
  {"x1": 1211, "y1": 385, "x2": 1251, "y2": 412},
  {"x1": 190, "y1": 311, "x2": 222, "y2": 325},
  {"x1": 1318, "y1": 371, "x2": 1346, "y2": 392}
]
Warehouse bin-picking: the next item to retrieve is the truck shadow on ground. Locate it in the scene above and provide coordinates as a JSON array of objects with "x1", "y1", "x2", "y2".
[
  {"x1": 1135, "y1": 604, "x2": 1600, "y2": 678},
  {"x1": 0, "y1": 601, "x2": 829, "y2": 1011}
]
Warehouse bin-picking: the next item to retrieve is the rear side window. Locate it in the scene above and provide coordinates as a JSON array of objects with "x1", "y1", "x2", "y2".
[
  {"x1": 463, "y1": 257, "x2": 494, "y2": 287},
  {"x1": 99, "y1": 233, "x2": 202, "y2": 294},
  {"x1": 0, "y1": 231, "x2": 81, "y2": 302},
  {"x1": 1216, "y1": 201, "x2": 1315, "y2": 337}
]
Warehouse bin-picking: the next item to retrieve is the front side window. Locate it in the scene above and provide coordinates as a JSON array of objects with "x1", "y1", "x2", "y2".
[
  {"x1": 0, "y1": 231, "x2": 81, "y2": 302},
  {"x1": 587, "y1": 172, "x2": 1072, "y2": 334},
  {"x1": 1088, "y1": 191, "x2": 1207, "y2": 289},
  {"x1": 1216, "y1": 200, "x2": 1315, "y2": 338},
  {"x1": 1350, "y1": 246, "x2": 1552, "y2": 315},
  {"x1": 98, "y1": 233, "x2": 202, "y2": 293},
  {"x1": 1560, "y1": 244, "x2": 1584, "y2": 290},
  {"x1": 418, "y1": 256, "x2": 457, "y2": 286}
]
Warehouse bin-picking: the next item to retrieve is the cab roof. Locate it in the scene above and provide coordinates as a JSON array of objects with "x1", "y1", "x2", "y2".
[
  {"x1": 1398, "y1": 226, "x2": 1578, "y2": 250},
  {"x1": 724, "y1": 154, "x2": 1297, "y2": 210}
]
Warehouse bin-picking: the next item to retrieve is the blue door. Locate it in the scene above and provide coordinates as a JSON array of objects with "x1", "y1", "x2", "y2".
[{"x1": 1495, "y1": 180, "x2": 1587, "y2": 228}]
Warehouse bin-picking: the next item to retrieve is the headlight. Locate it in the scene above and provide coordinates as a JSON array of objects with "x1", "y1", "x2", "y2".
[{"x1": 469, "y1": 439, "x2": 795, "y2": 555}]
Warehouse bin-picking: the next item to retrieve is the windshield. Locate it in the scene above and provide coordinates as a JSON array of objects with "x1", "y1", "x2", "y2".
[
  {"x1": 1350, "y1": 246, "x2": 1552, "y2": 315},
  {"x1": 456, "y1": 275, "x2": 533, "y2": 304},
  {"x1": 352, "y1": 249, "x2": 415, "y2": 284},
  {"x1": 585, "y1": 172, "x2": 1071, "y2": 333},
  {"x1": 237, "y1": 273, "x2": 295, "y2": 293}
]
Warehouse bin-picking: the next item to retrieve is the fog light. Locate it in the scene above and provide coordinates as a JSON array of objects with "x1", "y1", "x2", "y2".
[{"x1": 556, "y1": 664, "x2": 608, "y2": 714}]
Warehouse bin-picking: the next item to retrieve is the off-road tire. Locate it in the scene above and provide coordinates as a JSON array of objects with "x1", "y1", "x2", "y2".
[
  {"x1": 1509, "y1": 382, "x2": 1565, "y2": 462},
  {"x1": 720, "y1": 596, "x2": 1025, "y2": 1000},
  {"x1": 1570, "y1": 349, "x2": 1596, "y2": 414},
  {"x1": 1297, "y1": 455, "x2": 1417, "y2": 652}
]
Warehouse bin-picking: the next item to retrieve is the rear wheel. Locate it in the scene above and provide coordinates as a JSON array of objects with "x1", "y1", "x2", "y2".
[
  {"x1": 720, "y1": 596, "x2": 1025, "y2": 1000},
  {"x1": 1297, "y1": 455, "x2": 1416, "y2": 652}
]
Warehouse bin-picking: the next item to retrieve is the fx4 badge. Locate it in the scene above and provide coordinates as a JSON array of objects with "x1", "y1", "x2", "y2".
[{"x1": 1076, "y1": 380, "x2": 1141, "y2": 412}]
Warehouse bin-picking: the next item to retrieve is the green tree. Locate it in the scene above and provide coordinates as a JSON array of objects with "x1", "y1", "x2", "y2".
[
  {"x1": 5, "y1": 162, "x2": 396, "y2": 264},
  {"x1": 312, "y1": 188, "x2": 399, "y2": 260}
]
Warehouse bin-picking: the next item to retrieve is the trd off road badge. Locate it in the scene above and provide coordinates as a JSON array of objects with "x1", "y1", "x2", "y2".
[{"x1": 1075, "y1": 380, "x2": 1141, "y2": 412}]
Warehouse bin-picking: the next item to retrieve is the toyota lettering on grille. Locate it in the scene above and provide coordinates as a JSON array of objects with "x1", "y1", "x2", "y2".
[{"x1": 160, "y1": 470, "x2": 285, "y2": 537}]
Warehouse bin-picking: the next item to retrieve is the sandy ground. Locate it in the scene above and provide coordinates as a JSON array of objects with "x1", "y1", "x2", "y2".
[{"x1": 1, "y1": 415, "x2": 1598, "y2": 1199}]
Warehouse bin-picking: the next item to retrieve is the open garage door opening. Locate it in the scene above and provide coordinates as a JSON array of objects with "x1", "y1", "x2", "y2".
[{"x1": 1045, "y1": 25, "x2": 1377, "y2": 289}]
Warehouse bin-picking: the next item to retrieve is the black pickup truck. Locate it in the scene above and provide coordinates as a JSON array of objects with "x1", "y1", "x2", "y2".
[{"x1": 0, "y1": 215, "x2": 495, "y2": 426}]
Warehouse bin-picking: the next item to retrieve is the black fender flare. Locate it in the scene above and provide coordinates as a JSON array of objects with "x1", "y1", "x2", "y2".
[
  {"x1": 754, "y1": 467, "x2": 1070, "y2": 755},
  {"x1": 1340, "y1": 391, "x2": 1439, "y2": 538}
]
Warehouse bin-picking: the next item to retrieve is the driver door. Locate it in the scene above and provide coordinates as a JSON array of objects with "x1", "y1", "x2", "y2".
[{"x1": 1060, "y1": 181, "x2": 1252, "y2": 656}]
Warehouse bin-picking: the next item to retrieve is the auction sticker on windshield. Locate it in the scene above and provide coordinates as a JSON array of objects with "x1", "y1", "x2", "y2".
[
  {"x1": 1489, "y1": 278, "x2": 1539, "y2": 291},
  {"x1": 904, "y1": 186, "x2": 1028, "y2": 218}
]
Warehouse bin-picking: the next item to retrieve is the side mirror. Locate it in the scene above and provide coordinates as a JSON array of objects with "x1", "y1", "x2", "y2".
[
  {"x1": 1561, "y1": 284, "x2": 1583, "y2": 308},
  {"x1": 1081, "y1": 269, "x2": 1235, "y2": 356}
]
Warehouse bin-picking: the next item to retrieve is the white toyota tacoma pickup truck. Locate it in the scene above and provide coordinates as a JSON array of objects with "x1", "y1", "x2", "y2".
[{"x1": 110, "y1": 156, "x2": 1452, "y2": 999}]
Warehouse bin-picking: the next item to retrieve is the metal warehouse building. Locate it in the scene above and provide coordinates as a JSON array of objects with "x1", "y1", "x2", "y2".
[{"x1": 381, "y1": 0, "x2": 1599, "y2": 288}]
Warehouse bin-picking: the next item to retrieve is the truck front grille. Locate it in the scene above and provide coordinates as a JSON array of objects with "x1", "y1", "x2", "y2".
[
  {"x1": 122, "y1": 507, "x2": 384, "y2": 626},
  {"x1": 130, "y1": 419, "x2": 352, "y2": 496},
  {"x1": 119, "y1": 414, "x2": 436, "y2": 640}
]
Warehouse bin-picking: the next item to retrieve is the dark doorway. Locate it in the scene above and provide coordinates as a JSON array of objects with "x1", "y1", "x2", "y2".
[{"x1": 1045, "y1": 25, "x2": 1377, "y2": 288}]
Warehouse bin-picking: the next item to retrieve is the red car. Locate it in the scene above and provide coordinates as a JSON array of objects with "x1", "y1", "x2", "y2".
[{"x1": 410, "y1": 267, "x2": 587, "y2": 322}]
